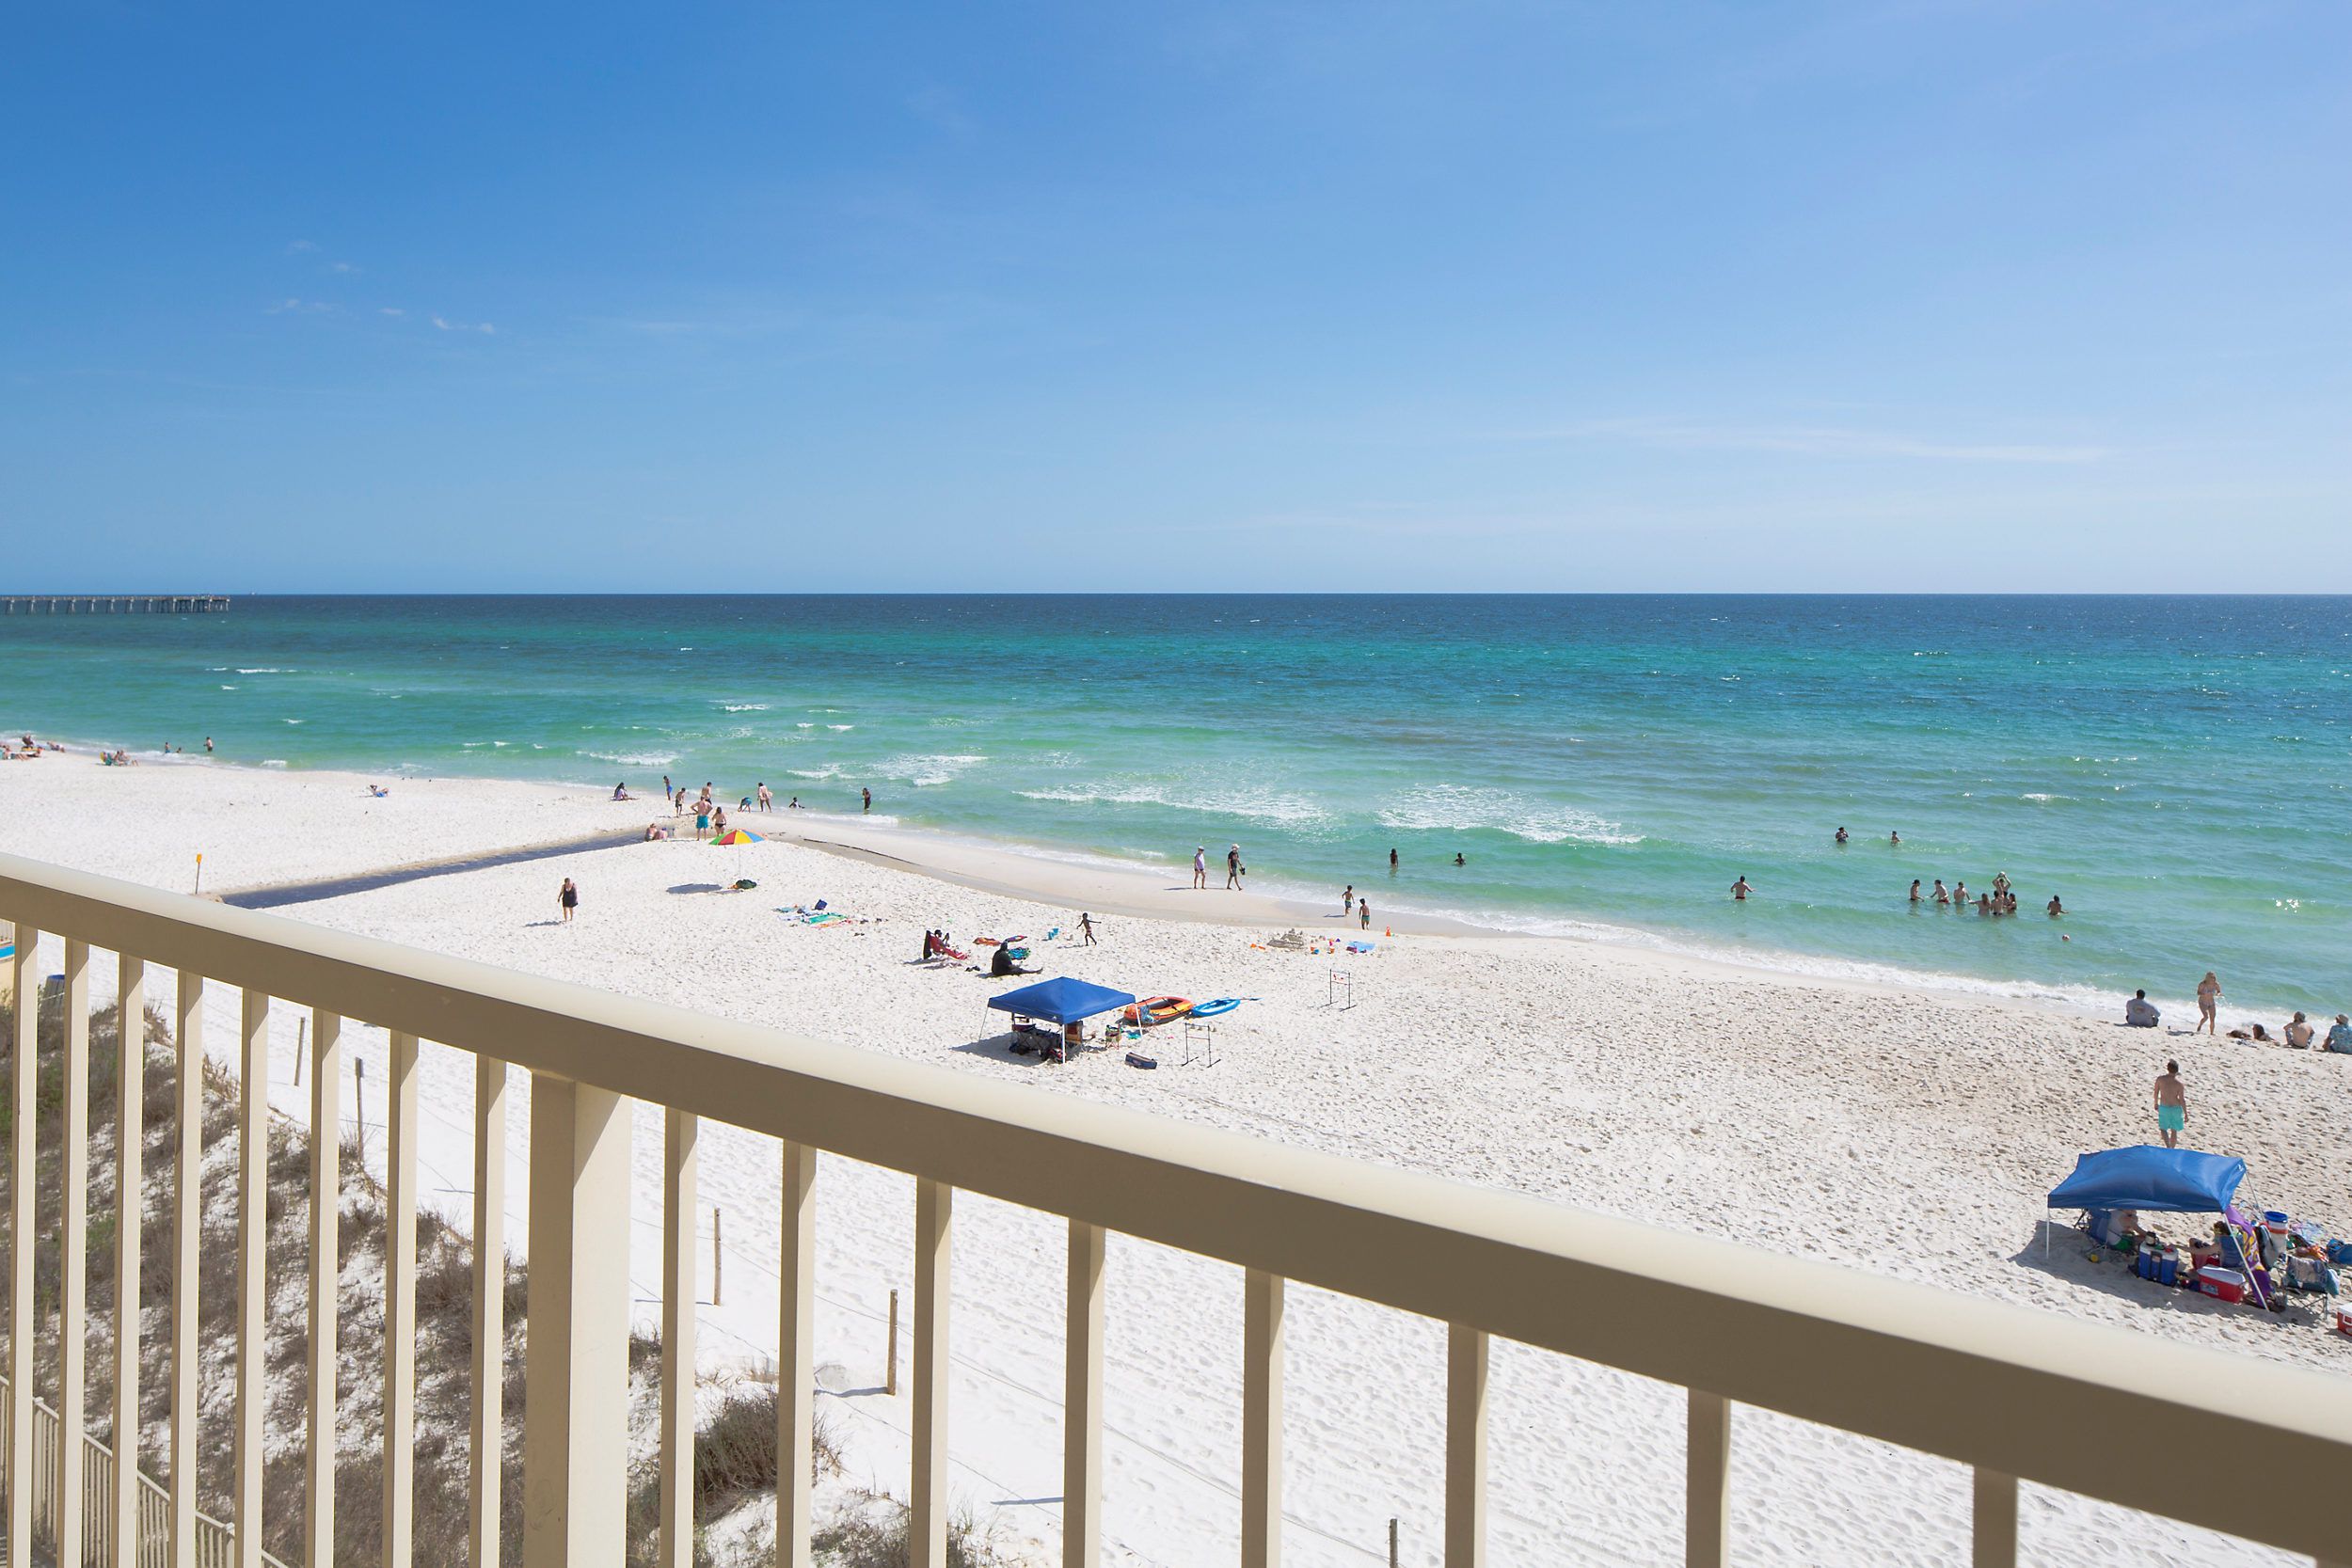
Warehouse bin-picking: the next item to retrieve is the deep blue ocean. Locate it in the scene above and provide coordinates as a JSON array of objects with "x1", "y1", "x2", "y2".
[{"x1": 7, "y1": 594, "x2": 2347, "y2": 1015}]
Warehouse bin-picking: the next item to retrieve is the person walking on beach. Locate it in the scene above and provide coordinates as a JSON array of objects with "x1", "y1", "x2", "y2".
[
  {"x1": 558, "y1": 878, "x2": 580, "y2": 925},
  {"x1": 1226, "y1": 845, "x2": 1244, "y2": 891},
  {"x1": 1079, "y1": 911, "x2": 1097, "y2": 946},
  {"x1": 1193, "y1": 847, "x2": 1207, "y2": 890},
  {"x1": 2153, "y1": 1062, "x2": 2188, "y2": 1148},
  {"x1": 1359, "y1": 898, "x2": 1372, "y2": 931},
  {"x1": 1342, "y1": 884, "x2": 1354, "y2": 916},
  {"x1": 756, "y1": 782, "x2": 772, "y2": 812},
  {"x1": 862, "y1": 786, "x2": 872, "y2": 814},
  {"x1": 663, "y1": 774, "x2": 673, "y2": 800},
  {"x1": 1730, "y1": 876, "x2": 1753, "y2": 901},
  {"x1": 2196, "y1": 972, "x2": 2221, "y2": 1034}
]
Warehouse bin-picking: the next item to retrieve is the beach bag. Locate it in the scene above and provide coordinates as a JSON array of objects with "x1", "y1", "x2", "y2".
[{"x1": 2328, "y1": 1240, "x2": 2352, "y2": 1267}]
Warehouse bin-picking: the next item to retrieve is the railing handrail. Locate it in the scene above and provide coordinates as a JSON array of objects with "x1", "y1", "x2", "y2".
[
  {"x1": 6, "y1": 850, "x2": 2349, "y2": 1560},
  {"x1": 0, "y1": 1371, "x2": 289, "y2": 1568}
]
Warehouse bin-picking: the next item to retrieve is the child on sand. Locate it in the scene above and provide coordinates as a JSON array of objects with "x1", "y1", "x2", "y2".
[{"x1": 2153, "y1": 1062, "x2": 2187, "y2": 1148}]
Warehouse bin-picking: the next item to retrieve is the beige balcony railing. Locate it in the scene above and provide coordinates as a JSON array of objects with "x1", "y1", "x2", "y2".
[{"x1": 2, "y1": 849, "x2": 2348, "y2": 1568}]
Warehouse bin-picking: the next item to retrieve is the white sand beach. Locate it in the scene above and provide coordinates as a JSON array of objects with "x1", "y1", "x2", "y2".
[{"x1": 4, "y1": 756, "x2": 2347, "y2": 1567}]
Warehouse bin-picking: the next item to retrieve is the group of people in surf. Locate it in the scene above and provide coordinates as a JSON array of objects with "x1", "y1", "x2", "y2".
[{"x1": 1909, "y1": 871, "x2": 2055, "y2": 916}]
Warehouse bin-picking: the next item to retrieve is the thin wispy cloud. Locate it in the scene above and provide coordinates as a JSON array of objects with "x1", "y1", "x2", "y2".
[
  {"x1": 379, "y1": 307, "x2": 405, "y2": 317},
  {"x1": 285, "y1": 239, "x2": 317, "y2": 253},
  {"x1": 1520, "y1": 417, "x2": 2112, "y2": 465},
  {"x1": 329, "y1": 260, "x2": 359, "y2": 275},
  {"x1": 431, "y1": 314, "x2": 495, "y2": 335},
  {"x1": 267, "y1": 297, "x2": 338, "y2": 315}
]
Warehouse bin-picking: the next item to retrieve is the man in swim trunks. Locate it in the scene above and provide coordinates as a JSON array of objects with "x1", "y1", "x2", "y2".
[
  {"x1": 1729, "y1": 876, "x2": 1753, "y2": 901},
  {"x1": 2285, "y1": 1012, "x2": 2314, "y2": 1049},
  {"x1": 2153, "y1": 1062, "x2": 2187, "y2": 1148},
  {"x1": 1910, "y1": 879, "x2": 1921, "y2": 902}
]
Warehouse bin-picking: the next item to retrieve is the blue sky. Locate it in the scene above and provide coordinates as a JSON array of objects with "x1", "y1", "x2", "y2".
[{"x1": 4, "y1": 2, "x2": 2347, "y2": 592}]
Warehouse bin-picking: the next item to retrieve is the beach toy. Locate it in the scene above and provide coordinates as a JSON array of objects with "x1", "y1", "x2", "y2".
[
  {"x1": 1125, "y1": 1052, "x2": 1158, "y2": 1069},
  {"x1": 1187, "y1": 998, "x2": 1243, "y2": 1019}
]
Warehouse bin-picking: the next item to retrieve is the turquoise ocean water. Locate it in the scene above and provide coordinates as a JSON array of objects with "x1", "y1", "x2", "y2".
[{"x1": 6, "y1": 594, "x2": 2347, "y2": 1016}]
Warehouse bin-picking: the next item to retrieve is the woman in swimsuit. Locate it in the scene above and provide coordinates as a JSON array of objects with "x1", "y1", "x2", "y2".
[
  {"x1": 2196, "y1": 973, "x2": 2221, "y2": 1035},
  {"x1": 558, "y1": 878, "x2": 580, "y2": 924}
]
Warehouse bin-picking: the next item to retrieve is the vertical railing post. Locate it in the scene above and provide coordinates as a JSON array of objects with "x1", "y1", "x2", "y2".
[
  {"x1": 384, "y1": 1032, "x2": 420, "y2": 1568},
  {"x1": 169, "y1": 970, "x2": 203, "y2": 1568},
  {"x1": 912, "y1": 1180, "x2": 953, "y2": 1568},
  {"x1": 1445, "y1": 1324, "x2": 1487, "y2": 1568},
  {"x1": 658, "y1": 1109, "x2": 697, "y2": 1568},
  {"x1": 112, "y1": 956, "x2": 147, "y2": 1568},
  {"x1": 775, "y1": 1143, "x2": 816, "y2": 1568},
  {"x1": 1686, "y1": 1390, "x2": 1729, "y2": 1568},
  {"x1": 233, "y1": 990, "x2": 270, "y2": 1568},
  {"x1": 1064, "y1": 1221, "x2": 1104, "y2": 1568},
  {"x1": 1973, "y1": 1468, "x2": 2017, "y2": 1568},
  {"x1": 8, "y1": 923, "x2": 39, "y2": 1568},
  {"x1": 307, "y1": 1012, "x2": 342, "y2": 1568},
  {"x1": 521, "y1": 1074, "x2": 631, "y2": 1568},
  {"x1": 471, "y1": 1056, "x2": 509, "y2": 1568},
  {"x1": 58, "y1": 940, "x2": 91, "y2": 1568},
  {"x1": 1242, "y1": 1269, "x2": 1284, "y2": 1568}
]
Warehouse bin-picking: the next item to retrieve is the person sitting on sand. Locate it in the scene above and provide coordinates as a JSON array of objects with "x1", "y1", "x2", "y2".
[
  {"x1": 2124, "y1": 989, "x2": 2160, "y2": 1027},
  {"x1": 612, "y1": 783, "x2": 632, "y2": 801},
  {"x1": 990, "y1": 943, "x2": 1037, "y2": 978},
  {"x1": 368, "y1": 784, "x2": 389, "y2": 798},
  {"x1": 644, "y1": 821, "x2": 670, "y2": 841},
  {"x1": 2285, "y1": 1012, "x2": 2314, "y2": 1049},
  {"x1": 2153, "y1": 1061, "x2": 2187, "y2": 1148},
  {"x1": 2326, "y1": 1014, "x2": 2352, "y2": 1053},
  {"x1": 1729, "y1": 876, "x2": 1753, "y2": 901}
]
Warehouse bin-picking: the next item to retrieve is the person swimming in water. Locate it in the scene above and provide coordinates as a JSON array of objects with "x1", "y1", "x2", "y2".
[
  {"x1": 1454, "y1": 852, "x2": 1465, "y2": 866},
  {"x1": 1889, "y1": 830, "x2": 1900, "y2": 845},
  {"x1": 1836, "y1": 826, "x2": 1849, "y2": 844},
  {"x1": 1909, "y1": 879, "x2": 1921, "y2": 902},
  {"x1": 1730, "y1": 876, "x2": 1754, "y2": 901}
]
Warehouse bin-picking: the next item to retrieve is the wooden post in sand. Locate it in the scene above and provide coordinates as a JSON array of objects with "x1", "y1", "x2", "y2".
[
  {"x1": 355, "y1": 1056, "x2": 366, "y2": 1147},
  {"x1": 1388, "y1": 1517, "x2": 1399, "y2": 1567},
  {"x1": 711, "y1": 1205, "x2": 723, "y2": 1306},
  {"x1": 886, "y1": 1289, "x2": 899, "y2": 1397}
]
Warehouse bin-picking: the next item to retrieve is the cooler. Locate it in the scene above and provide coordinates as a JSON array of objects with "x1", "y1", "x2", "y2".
[{"x1": 2196, "y1": 1267, "x2": 2247, "y2": 1305}]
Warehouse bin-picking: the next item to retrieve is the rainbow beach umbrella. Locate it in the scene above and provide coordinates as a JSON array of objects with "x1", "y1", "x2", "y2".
[{"x1": 709, "y1": 829, "x2": 766, "y2": 846}]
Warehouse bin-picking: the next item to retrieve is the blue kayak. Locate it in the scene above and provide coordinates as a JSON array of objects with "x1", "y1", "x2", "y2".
[{"x1": 1187, "y1": 998, "x2": 1244, "y2": 1019}]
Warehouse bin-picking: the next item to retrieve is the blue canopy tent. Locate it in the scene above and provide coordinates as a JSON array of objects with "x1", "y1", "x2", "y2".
[
  {"x1": 986, "y1": 976, "x2": 1137, "y2": 1024},
  {"x1": 2045, "y1": 1146, "x2": 2265, "y2": 1305},
  {"x1": 2046, "y1": 1146, "x2": 2246, "y2": 1215}
]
